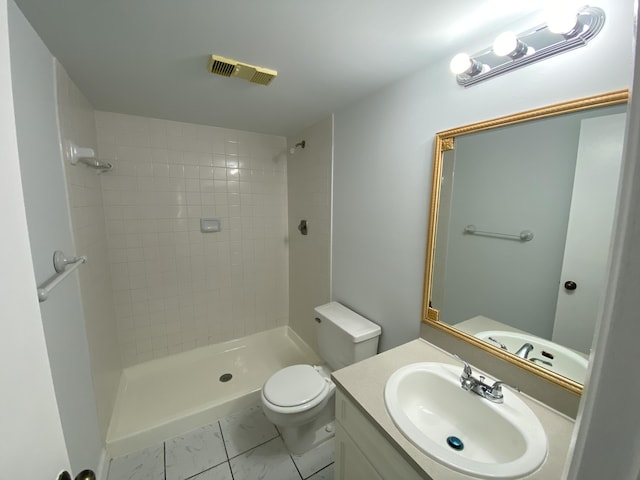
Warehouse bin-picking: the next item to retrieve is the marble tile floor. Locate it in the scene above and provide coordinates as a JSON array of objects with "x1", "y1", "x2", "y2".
[{"x1": 106, "y1": 403, "x2": 334, "y2": 480}]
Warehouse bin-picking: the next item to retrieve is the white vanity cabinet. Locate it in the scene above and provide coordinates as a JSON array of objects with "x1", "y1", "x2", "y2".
[{"x1": 335, "y1": 389, "x2": 426, "y2": 480}]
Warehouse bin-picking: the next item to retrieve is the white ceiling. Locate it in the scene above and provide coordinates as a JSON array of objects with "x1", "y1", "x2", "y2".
[{"x1": 13, "y1": 0, "x2": 545, "y2": 136}]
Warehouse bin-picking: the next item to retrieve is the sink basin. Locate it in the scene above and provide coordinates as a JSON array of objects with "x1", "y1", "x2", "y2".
[
  {"x1": 384, "y1": 362, "x2": 547, "y2": 479},
  {"x1": 475, "y1": 330, "x2": 588, "y2": 383}
]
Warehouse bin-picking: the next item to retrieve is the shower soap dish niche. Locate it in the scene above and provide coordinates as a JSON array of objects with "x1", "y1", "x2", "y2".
[{"x1": 65, "y1": 140, "x2": 113, "y2": 173}]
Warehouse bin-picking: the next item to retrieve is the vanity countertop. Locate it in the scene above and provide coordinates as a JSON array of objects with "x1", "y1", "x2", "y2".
[{"x1": 331, "y1": 338, "x2": 575, "y2": 479}]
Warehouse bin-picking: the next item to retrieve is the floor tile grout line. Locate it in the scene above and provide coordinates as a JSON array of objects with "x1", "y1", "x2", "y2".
[
  {"x1": 183, "y1": 461, "x2": 232, "y2": 480},
  {"x1": 290, "y1": 438, "x2": 335, "y2": 480},
  {"x1": 111, "y1": 405, "x2": 334, "y2": 480},
  {"x1": 226, "y1": 433, "x2": 281, "y2": 460},
  {"x1": 288, "y1": 451, "x2": 304, "y2": 480},
  {"x1": 167, "y1": 422, "x2": 231, "y2": 480},
  {"x1": 302, "y1": 461, "x2": 334, "y2": 480},
  {"x1": 217, "y1": 420, "x2": 236, "y2": 480},
  {"x1": 218, "y1": 420, "x2": 231, "y2": 461}
]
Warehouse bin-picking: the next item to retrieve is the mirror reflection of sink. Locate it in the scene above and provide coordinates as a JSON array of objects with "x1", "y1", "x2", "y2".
[
  {"x1": 475, "y1": 330, "x2": 589, "y2": 383},
  {"x1": 384, "y1": 362, "x2": 547, "y2": 479}
]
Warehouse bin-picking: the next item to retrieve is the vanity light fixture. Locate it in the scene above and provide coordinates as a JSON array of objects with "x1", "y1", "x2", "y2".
[
  {"x1": 492, "y1": 32, "x2": 532, "y2": 59},
  {"x1": 451, "y1": 5, "x2": 605, "y2": 87},
  {"x1": 546, "y1": 5, "x2": 582, "y2": 36},
  {"x1": 449, "y1": 53, "x2": 485, "y2": 77}
]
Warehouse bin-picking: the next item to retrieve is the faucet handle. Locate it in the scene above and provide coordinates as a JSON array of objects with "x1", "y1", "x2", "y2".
[
  {"x1": 452, "y1": 354, "x2": 473, "y2": 377},
  {"x1": 486, "y1": 380, "x2": 520, "y2": 403},
  {"x1": 485, "y1": 381, "x2": 506, "y2": 403},
  {"x1": 452, "y1": 355, "x2": 475, "y2": 391}
]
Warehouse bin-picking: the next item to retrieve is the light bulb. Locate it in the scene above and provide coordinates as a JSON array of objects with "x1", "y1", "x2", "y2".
[
  {"x1": 546, "y1": 6, "x2": 579, "y2": 35},
  {"x1": 450, "y1": 53, "x2": 472, "y2": 75},
  {"x1": 493, "y1": 32, "x2": 519, "y2": 57}
]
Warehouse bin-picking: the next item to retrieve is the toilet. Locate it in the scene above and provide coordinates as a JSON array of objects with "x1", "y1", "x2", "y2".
[{"x1": 261, "y1": 301, "x2": 381, "y2": 454}]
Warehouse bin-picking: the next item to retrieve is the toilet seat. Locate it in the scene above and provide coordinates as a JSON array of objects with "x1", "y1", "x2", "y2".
[{"x1": 263, "y1": 365, "x2": 332, "y2": 412}]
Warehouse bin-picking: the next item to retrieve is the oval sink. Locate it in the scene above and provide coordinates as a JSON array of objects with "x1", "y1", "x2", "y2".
[
  {"x1": 475, "y1": 330, "x2": 588, "y2": 383},
  {"x1": 384, "y1": 362, "x2": 547, "y2": 479}
]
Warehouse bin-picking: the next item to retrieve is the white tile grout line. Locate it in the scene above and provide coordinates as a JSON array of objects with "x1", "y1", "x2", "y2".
[
  {"x1": 289, "y1": 450, "x2": 304, "y2": 480},
  {"x1": 111, "y1": 416, "x2": 334, "y2": 480},
  {"x1": 163, "y1": 442, "x2": 167, "y2": 480},
  {"x1": 182, "y1": 462, "x2": 230, "y2": 480},
  {"x1": 216, "y1": 420, "x2": 235, "y2": 480},
  {"x1": 227, "y1": 434, "x2": 281, "y2": 460},
  {"x1": 302, "y1": 462, "x2": 334, "y2": 480}
]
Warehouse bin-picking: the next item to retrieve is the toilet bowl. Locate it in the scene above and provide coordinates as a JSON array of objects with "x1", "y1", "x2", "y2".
[
  {"x1": 261, "y1": 364, "x2": 336, "y2": 453},
  {"x1": 261, "y1": 302, "x2": 381, "y2": 454},
  {"x1": 262, "y1": 365, "x2": 335, "y2": 425}
]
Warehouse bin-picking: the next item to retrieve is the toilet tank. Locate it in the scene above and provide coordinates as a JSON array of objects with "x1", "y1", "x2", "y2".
[{"x1": 314, "y1": 302, "x2": 382, "y2": 371}]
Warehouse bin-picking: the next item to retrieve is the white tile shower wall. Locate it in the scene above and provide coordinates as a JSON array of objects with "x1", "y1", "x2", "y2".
[
  {"x1": 94, "y1": 112, "x2": 289, "y2": 366},
  {"x1": 56, "y1": 62, "x2": 121, "y2": 437}
]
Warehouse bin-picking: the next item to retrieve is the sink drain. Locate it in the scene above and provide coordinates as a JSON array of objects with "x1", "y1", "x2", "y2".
[
  {"x1": 446, "y1": 435, "x2": 464, "y2": 451},
  {"x1": 219, "y1": 373, "x2": 233, "y2": 382}
]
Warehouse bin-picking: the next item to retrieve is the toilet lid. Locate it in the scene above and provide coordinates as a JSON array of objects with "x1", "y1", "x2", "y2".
[{"x1": 263, "y1": 365, "x2": 326, "y2": 407}]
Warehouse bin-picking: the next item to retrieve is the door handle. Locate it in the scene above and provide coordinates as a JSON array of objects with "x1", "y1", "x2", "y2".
[
  {"x1": 57, "y1": 470, "x2": 95, "y2": 480},
  {"x1": 297, "y1": 219, "x2": 308, "y2": 235},
  {"x1": 564, "y1": 280, "x2": 577, "y2": 291},
  {"x1": 75, "y1": 470, "x2": 96, "y2": 480}
]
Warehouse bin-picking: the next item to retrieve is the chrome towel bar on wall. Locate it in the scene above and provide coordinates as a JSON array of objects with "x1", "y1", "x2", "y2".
[
  {"x1": 463, "y1": 224, "x2": 534, "y2": 242},
  {"x1": 37, "y1": 250, "x2": 87, "y2": 302},
  {"x1": 65, "y1": 140, "x2": 112, "y2": 173}
]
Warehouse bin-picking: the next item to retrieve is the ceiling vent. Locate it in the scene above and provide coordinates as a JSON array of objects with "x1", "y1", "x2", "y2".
[{"x1": 207, "y1": 55, "x2": 277, "y2": 86}]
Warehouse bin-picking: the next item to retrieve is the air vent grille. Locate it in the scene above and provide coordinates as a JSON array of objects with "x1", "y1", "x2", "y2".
[
  {"x1": 208, "y1": 55, "x2": 237, "y2": 77},
  {"x1": 250, "y1": 69, "x2": 276, "y2": 86},
  {"x1": 208, "y1": 54, "x2": 277, "y2": 86},
  {"x1": 211, "y1": 60, "x2": 235, "y2": 77}
]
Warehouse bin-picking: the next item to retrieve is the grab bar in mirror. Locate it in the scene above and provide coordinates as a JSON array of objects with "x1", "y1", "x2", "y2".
[
  {"x1": 37, "y1": 250, "x2": 87, "y2": 302},
  {"x1": 463, "y1": 225, "x2": 534, "y2": 242}
]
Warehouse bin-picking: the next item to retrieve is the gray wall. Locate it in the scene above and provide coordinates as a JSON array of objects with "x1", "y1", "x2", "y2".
[
  {"x1": 331, "y1": 0, "x2": 634, "y2": 353},
  {"x1": 0, "y1": 0, "x2": 70, "y2": 476},
  {"x1": 439, "y1": 106, "x2": 625, "y2": 338},
  {"x1": 8, "y1": 0, "x2": 102, "y2": 472},
  {"x1": 565, "y1": 17, "x2": 640, "y2": 475},
  {"x1": 443, "y1": 118, "x2": 578, "y2": 337}
]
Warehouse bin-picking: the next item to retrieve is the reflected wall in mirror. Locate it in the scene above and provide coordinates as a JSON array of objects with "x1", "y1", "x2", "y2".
[{"x1": 423, "y1": 90, "x2": 629, "y2": 394}]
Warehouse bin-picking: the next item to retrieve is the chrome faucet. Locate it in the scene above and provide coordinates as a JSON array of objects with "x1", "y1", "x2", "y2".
[
  {"x1": 514, "y1": 342, "x2": 534, "y2": 359},
  {"x1": 456, "y1": 356, "x2": 517, "y2": 404}
]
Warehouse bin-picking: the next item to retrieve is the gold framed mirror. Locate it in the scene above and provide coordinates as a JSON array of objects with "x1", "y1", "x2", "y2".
[{"x1": 422, "y1": 90, "x2": 629, "y2": 395}]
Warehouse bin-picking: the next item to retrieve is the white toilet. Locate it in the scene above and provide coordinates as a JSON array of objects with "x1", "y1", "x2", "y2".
[{"x1": 261, "y1": 301, "x2": 381, "y2": 454}]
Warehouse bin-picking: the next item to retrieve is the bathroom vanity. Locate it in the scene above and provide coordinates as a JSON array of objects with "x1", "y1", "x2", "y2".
[{"x1": 331, "y1": 339, "x2": 575, "y2": 479}]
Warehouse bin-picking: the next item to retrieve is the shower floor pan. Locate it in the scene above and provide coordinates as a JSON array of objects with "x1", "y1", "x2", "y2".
[{"x1": 106, "y1": 326, "x2": 319, "y2": 457}]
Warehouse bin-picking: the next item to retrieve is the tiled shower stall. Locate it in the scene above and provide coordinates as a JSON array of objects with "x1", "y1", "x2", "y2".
[
  {"x1": 56, "y1": 55, "x2": 296, "y2": 437},
  {"x1": 94, "y1": 112, "x2": 289, "y2": 366}
]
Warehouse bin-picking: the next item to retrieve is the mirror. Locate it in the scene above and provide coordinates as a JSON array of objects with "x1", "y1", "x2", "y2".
[{"x1": 422, "y1": 90, "x2": 629, "y2": 394}]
